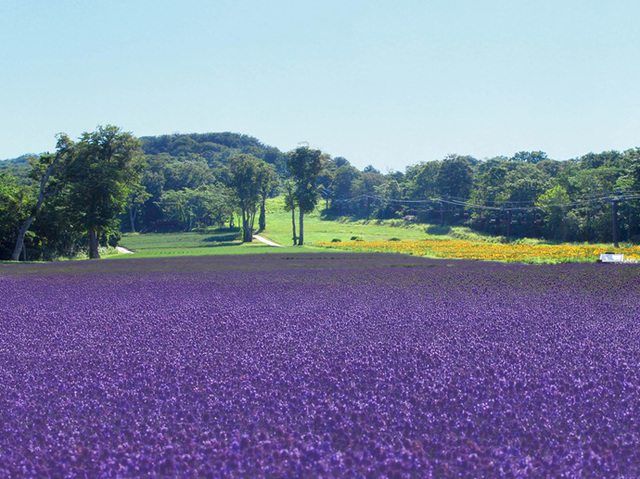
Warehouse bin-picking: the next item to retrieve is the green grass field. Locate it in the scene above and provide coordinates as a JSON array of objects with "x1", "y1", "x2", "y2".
[
  {"x1": 258, "y1": 197, "x2": 458, "y2": 246},
  {"x1": 118, "y1": 197, "x2": 452, "y2": 258},
  {"x1": 113, "y1": 197, "x2": 631, "y2": 263},
  {"x1": 118, "y1": 230, "x2": 309, "y2": 258}
]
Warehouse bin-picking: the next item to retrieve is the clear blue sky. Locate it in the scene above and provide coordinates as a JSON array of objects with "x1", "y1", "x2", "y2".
[{"x1": 2, "y1": 0, "x2": 639, "y2": 171}]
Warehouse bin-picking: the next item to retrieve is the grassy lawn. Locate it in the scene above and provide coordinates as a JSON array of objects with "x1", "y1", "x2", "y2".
[
  {"x1": 118, "y1": 227, "x2": 320, "y2": 258},
  {"x1": 116, "y1": 198, "x2": 439, "y2": 259},
  {"x1": 259, "y1": 197, "x2": 443, "y2": 246},
  {"x1": 113, "y1": 197, "x2": 633, "y2": 264}
]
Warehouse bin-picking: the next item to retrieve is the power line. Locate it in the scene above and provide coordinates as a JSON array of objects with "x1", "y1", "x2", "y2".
[{"x1": 329, "y1": 190, "x2": 640, "y2": 212}]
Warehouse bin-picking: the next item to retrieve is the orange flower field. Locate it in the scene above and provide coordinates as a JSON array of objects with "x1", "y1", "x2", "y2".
[{"x1": 317, "y1": 239, "x2": 640, "y2": 263}]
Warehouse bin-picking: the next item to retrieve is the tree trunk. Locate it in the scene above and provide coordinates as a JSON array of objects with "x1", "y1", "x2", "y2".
[
  {"x1": 11, "y1": 217, "x2": 35, "y2": 261},
  {"x1": 129, "y1": 207, "x2": 136, "y2": 233},
  {"x1": 258, "y1": 197, "x2": 266, "y2": 232},
  {"x1": 291, "y1": 207, "x2": 297, "y2": 245},
  {"x1": 241, "y1": 207, "x2": 252, "y2": 243},
  {"x1": 89, "y1": 226, "x2": 100, "y2": 259},
  {"x1": 11, "y1": 155, "x2": 59, "y2": 261},
  {"x1": 249, "y1": 209, "x2": 257, "y2": 236},
  {"x1": 298, "y1": 208, "x2": 304, "y2": 246}
]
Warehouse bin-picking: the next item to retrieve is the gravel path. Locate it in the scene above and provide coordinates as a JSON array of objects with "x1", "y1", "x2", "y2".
[{"x1": 253, "y1": 235, "x2": 283, "y2": 247}]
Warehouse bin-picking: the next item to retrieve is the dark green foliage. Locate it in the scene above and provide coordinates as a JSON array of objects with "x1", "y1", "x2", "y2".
[
  {"x1": 226, "y1": 154, "x2": 273, "y2": 243},
  {"x1": 139, "y1": 132, "x2": 287, "y2": 173},
  {"x1": 4, "y1": 128, "x2": 640, "y2": 258},
  {"x1": 0, "y1": 173, "x2": 30, "y2": 259},
  {"x1": 0, "y1": 155, "x2": 35, "y2": 183},
  {"x1": 62, "y1": 126, "x2": 144, "y2": 258},
  {"x1": 286, "y1": 146, "x2": 326, "y2": 245}
]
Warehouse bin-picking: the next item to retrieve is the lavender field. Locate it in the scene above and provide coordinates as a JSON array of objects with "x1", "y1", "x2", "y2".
[{"x1": 1, "y1": 254, "x2": 640, "y2": 477}]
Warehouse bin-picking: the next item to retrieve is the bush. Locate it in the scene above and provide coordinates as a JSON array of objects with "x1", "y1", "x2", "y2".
[
  {"x1": 389, "y1": 237, "x2": 401, "y2": 241},
  {"x1": 331, "y1": 238, "x2": 342, "y2": 242},
  {"x1": 350, "y1": 236, "x2": 364, "y2": 241},
  {"x1": 107, "y1": 232, "x2": 122, "y2": 248},
  {"x1": 143, "y1": 219, "x2": 186, "y2": 233}
]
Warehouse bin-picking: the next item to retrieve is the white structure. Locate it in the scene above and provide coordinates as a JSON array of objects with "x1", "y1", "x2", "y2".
[{"x1": 599, "y1": 253, "x2": 624, "y2": 263}]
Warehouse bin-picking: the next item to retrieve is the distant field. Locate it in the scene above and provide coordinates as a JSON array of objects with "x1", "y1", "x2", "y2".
[
  {"x1": 317, "y1": 239, "x2": 640, "y2": 264},
  {"x1": 259, "y1": 197, "x2": 450, "y2": 246},
  {"x1": 119, "y1": 228, "x2": 306, "y2": 258},
  {"x1": 118, "y1": 198, "x2": 441, "y2": 259},
  {"x1": 115, "y1": 197, "x2": 636, "y2": 264}
]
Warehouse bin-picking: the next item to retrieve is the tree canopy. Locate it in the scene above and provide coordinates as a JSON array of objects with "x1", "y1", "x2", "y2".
[
  {"x1": 286, "y1": 146, "x2": 326, "y2": 245},
  {"x1": 2, "y1": 128, "x2": 640, "y2": 260}
]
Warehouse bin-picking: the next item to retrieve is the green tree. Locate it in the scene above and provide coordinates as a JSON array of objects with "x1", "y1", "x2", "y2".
[
  {"x1": 332, "y1": 165, "x2": 360, "y2": 199},
  {"x1": 0, "y1": 173, "x2": 31, "y2": 260},
  {"x1": 62, "y1": 125, "x2": 144, "y2": 258},
  {"x1": 282, "y1": 179, "x2": 297, "y2": 244},
  {"x1": 512, "y1": 150, "x2": 548, "y2": 164},
  {"x1": 160, "y1": 185, "x2": 232, "y2": 231},
  {"x1": 286, "y1": 146, "x2": 325, "y2": 246},
  {"x1": 405, "y1": 161, "x2": 440, "y2": 199},
  {"x1": 11, "y1": 134, "x2": 73, "y2": 261},
  {"x1": 435, "y1": 155, "x2": 474, "y2": 199},
  {"x1": 257, "y1": 163, "x2": 277, "y2": 232},
  {"x1": 227, "y1": 154, "x2": 270, "y2": 243},
  {"x1": 351, "y1": 170, "x2": 386, "y2": 218},
  {"x1": 536, "y1": 185, "x2": 571, "y2": 240},
  {"x1": 126, "y1": 184, "x2": 152, "y2": 233}
]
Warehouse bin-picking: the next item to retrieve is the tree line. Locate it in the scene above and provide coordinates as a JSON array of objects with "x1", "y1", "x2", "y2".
[
  {"x1": 2, "y1": 128, "x2": 640, "y2": 261},
  {"x1": 322, "y1": 150, "x2": 640, "y2": 244},
  {"x1": 0, "y1": 128, "x2": 325, "y2": 260}
]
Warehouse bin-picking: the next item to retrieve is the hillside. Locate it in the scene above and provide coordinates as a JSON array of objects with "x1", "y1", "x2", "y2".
[
  {"x1": 140, "y1": 132, "x2": 287, "y2": 175},
  {"x1": 0, "y1": 155, "x2": 36, "y2": 183}
]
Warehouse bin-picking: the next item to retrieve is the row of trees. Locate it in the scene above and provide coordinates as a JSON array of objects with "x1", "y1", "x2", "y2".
[
  {"x1": 224, "y1": 146, "x2": 325, "y2": 245},
  {"x1": 2, "y1": 129, "x2": 639, "y2": 261},
  {"x1": 319, "y1": 150, "x2": 640, "y2": 243},
  {"x1": 1, "y1": 126, "x2": 144, "y2": 260},
  {"x1": 0, "y1": 127, "x2": 328, "y2": 260}
]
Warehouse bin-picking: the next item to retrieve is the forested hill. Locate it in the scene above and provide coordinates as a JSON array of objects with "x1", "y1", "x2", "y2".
[
  {"x1": 3, "y1": 126, "x2": 640, "y2": 261},
  {"x1": 1, "y1": 132, "x2": 289, "y2": 182},
  {"x1": 140, "y1": 132, "x2": 287, "y2": 174},
  {"x1": 0, "y1": 155, "x2": 35, "y2": 181}
]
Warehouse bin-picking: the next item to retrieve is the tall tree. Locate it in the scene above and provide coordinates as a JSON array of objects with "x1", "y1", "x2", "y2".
[
  {"x1": 512, "y1": 150, "x2": 548, "y2": 164},
  {"x1": 536, "y1": 185, "x2": 571, "y2": 240},
  {"x1": 282, "y1": 179, "x2": 297, "y2": 245},
  {"x1": 0, "y1": 173, "x2": 30, "y2": 260},
  {"x1": 227, "y1": 154, "x2": 269, "y2": 243},
  {"x1": 11, "y1": 134, "x2": 72, "y2": 261},
  {"x1": 126, "y1": 183, "x2": 152, "y2": 233},
  {"x1": 257, "y1": 163, "x2": 277, "y2": 233},
  {"x1": 435, "y1": 155, "x2": 474, "y2": 199},
  {"x1": 286, "y1": 146, "x2": 325, "y2": 246},
  {"x1": 63, "y1": 125, "x2": 144, "y2": 258}
]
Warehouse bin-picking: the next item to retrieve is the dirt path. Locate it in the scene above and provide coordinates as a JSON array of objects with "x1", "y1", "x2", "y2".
[
  {"x1": 253, "y1": 235, "x2": 284, "y2": 247},
  {"x1": 116, "y1": 246, "x2": 134, "y2": 254}
]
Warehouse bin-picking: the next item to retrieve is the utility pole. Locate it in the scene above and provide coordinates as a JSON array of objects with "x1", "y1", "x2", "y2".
[
  {"x1": 506, "y1": 210, "x2": 512, "y2": 243},
  {"x1": 612, "y1": 198, "x2": 620, "y2": 248}
]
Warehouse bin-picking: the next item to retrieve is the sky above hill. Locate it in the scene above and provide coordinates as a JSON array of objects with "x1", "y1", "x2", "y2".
[{"x1": 2, "y1": 0, "x2": 640, "y2": 171}]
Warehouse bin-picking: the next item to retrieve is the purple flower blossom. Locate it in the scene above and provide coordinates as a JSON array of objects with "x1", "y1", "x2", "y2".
[{"x1": 1, "y1": 254, "x2": 639, "y2": 476}]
